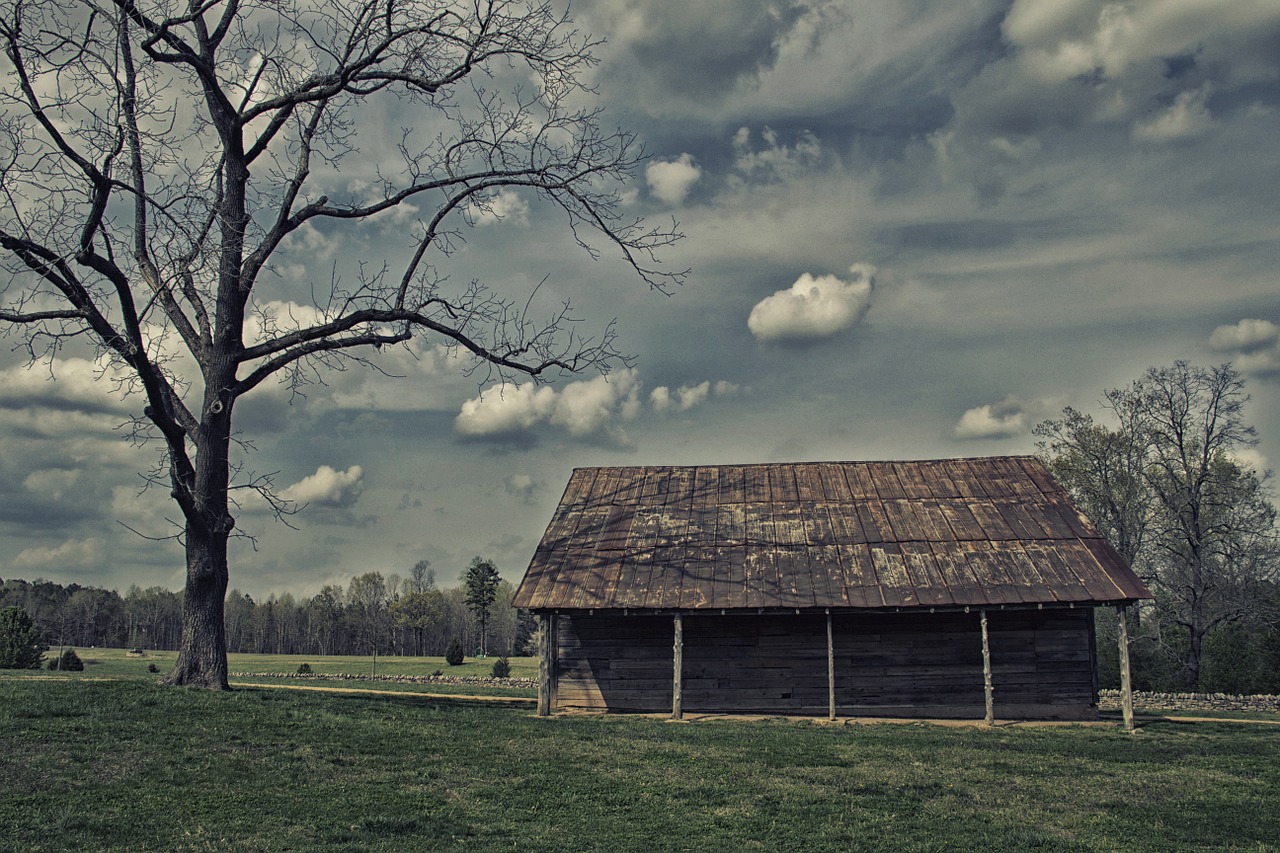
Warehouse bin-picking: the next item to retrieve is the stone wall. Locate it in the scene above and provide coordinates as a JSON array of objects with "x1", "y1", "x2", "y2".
[
  {"x1": 1098, "y1": 689, "x2": 1280, "y2": 713},
  {"x1": 230, "y1": 671, "x2": 537, "y2": 689}
]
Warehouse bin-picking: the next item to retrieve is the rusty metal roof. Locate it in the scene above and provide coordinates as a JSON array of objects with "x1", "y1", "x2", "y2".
[{"x1": 513, "y1": 456, "x2": 1151, "y2": 612}]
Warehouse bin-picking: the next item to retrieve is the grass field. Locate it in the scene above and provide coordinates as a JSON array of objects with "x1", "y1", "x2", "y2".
[
  {"x1": 3, "y1": 670, "x2": 1280, "y2": 852},
  {"x1": 36, "y1": 647, "x2": 539, "y2": 681}
]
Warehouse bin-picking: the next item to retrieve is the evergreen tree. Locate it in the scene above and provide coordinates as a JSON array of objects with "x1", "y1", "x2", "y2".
[
  {"x1": 0, "y1": 606, "x2": 47, "y2": 670},
  {"x1": 462, "y1": 558, "x2": 502, "y2": 656}
]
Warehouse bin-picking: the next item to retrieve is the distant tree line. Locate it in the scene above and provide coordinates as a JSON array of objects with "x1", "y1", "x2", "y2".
[{"x1": 0, "y1": 559, "x2": 535, "y2": 660}]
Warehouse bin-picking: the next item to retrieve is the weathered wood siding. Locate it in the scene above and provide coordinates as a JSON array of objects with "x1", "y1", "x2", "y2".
[{"x1": 554, "y1": 609, "x2": 1097, "y2": 719}]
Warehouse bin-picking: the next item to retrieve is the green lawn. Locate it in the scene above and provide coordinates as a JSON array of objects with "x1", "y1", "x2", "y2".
[{"x1": 2, "y1": 676, "x2": 1279, "y2": 852}]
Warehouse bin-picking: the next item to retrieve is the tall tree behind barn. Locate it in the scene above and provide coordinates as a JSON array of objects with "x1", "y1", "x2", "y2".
[{"x1": 514, "y1": 457, "x2": 1150, "y2": 722}]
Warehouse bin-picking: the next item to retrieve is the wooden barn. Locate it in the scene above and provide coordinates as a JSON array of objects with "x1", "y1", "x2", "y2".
[{"x1": 513, "y1": 457, "x2": 1151, "y2": 726}]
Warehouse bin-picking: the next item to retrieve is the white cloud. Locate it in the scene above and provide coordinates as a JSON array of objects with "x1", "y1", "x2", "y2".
[
  {"x1": 1210, "y1": 318, "x2": 1279, "y2": 352},
  {"x1": 0, "y1": 356, "x2": 136, "y2": 414},
  {"x1": 504, "y1": 474, "x2": 538, "y2": 503},
  {"x1": 650, "y1": 379, "x2": 737, "y2": 414},
  {"x1": 732, "y1": 127, "x2": 823, "y2": 181},
  {"x1": 747, "y1": 264, "x2": 875, "y2": 343},
  {"x1": 1133, "y1": 85, "x2": 1215, "y2": 142},
  {"x1": 455, "y1": 369, "x2": 640, "y2": 443},
  {"x1": 281, "y1": 465, "x2": 364, "y2": 506},
  {"x1": 649, "y1": 385, "x2": 672, "y2": 412},
  {"x1": 244, "y1": 299, "x2": 330, "y2": 347},
  {"x1": 1208, "y1": 318, "x2": 1280, "y2": 378},
  {"x1": 455, "y1": 383, "x2": 558, "y2": 437},
  {"x1": 466, "y1": 190, "x2": 530, "y2": 227},
  {"x1": 1230, "y1": 447, "x2": 1272, "y2": 477},
  {"x1": 23, "y1": 468, "x2": 82, "y2": 501},
  {"x1": 13, "y1": 538, "x2": 103, "y2": 570},
  {"x1": 646, "y1": 154, "x2": 701, "y2": 205},
  {"x1": 954, "y1": 399, "x2": 1029, "y2": 440},
  {"x1": 551, "y1": 371, "x2": 641, "y2": 437}
]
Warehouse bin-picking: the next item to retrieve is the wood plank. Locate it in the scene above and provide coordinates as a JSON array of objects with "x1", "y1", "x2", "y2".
[
  {"x1": 776, "y1": 545, "x2": 811, "y2": 608},
  {"x1": 972, "y1": 459, "x2": 1015, "y2": 498},
  {"x1": 1019, "y1": 541, "x2": 1090, "y2": 601},
  {"x1": 916, "y1": 460, "x2": 961, "y2": 498},
  {"x1": 743, "y1": 465, "x2": 772, "y2": 503},
  {"x1": 995, "y1": 500, "x2": 1054, "y2": 539},
  {"x1": 769, "y1": 464, "x2": 801, "y2": 504},
  {"x1": 692, "y1": 465, "x2": 720, "y2": 507},
  {"x1": 809, "y1": 544, "x2": 847, "y2": 606},
  {"x1": 900, "y1": 541, "x2": 954, "y2": 606},
  {"x1": 561, "y1": 467, "x2": 599, "y2": 506},
  {"x1": 1052, "y1": 540, "x2": 1125, "y2": 601},
  {"x1": 855, "y1": 501, "x2": 893, "y2": 543},
  {"x1": 718, "y1": 465, "x2": 746, "y2": 504},
  {"x1": 914, "y1": 500, "x2": 957, "y2": 541},
  {"x1": 665, "y1": 466, "x2": 695, "y2": 508},
  {"x1": 678, "y1": 550, "x2": 717, "y2": 609},
  {"x1": 593, "y1": 548, "x2": 627, "y2": 608},
  {"x1": 642, "y1": 467, "x2": 675, "y2": 504},
  {"x1": 824, "y1": 501, "x2": 867, "y2": 545},
  {"x1": 952, "y1": 541, "x2": 1022, "y2": 605},
  {"x1": 883, "y1": 499, "x2": 926, "y2": 541},
  {"x1": 794, "y1": 465, "x2": 827, "y2": 502},
  {"x1": 966, "y1": 499, "x2": 1017, "y2": 540},
  {"x1": 613, "y1": 467, "x2": 647, "y2": 505},
  {"x1": 816, "y1": 463, "x2": 855, "y2": 502},
  {"x1": 870, "y1": 543, "x2": 918, "y2": 607},
  {"x1": 772, "y1": 502, "x2": 809, "y2": 546},
  {"x1": 868, "y1": 462, "x2": 907, "y2": 499},
  {"x1": 844, "y1": 464, "x2": 881, "y2": 500},
  {"x1": 890, "y1": 462, "x2": 935, "y2": 499},
  {"x1": 991, "y1": 456, "x2": 1043, "y2": 499},
  {"x1": 993, "y1": 541, "x2": 1055, "y2": 604},
  {"x1": 598, "y1": 504, "x2": 636, "y2": 551},
  {"x1": 936, "y1": 500, "x2": 985, "y2": 541},
  {"x1": 926, "y1": 541, "x2": 985, "y2": 607},
  {"x1": 942, "y1": 459, "x2": 988, "y2": 498}
]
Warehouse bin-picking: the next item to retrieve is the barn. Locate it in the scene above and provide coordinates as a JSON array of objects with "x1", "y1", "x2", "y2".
[{"x1": 513, "y1": 457, "x2": 1151, "y2": 726}]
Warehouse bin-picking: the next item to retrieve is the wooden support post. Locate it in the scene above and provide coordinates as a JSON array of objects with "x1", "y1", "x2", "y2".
[
  {"x1": 826, "y1": 611, "x2": 836, "y2": 721},
  {"x1": 537, "y1": 613, "x2": 555, "y2": 717},
  {"x1": 672, "y1": 613, "x2": 684, "y2": 721},
  {"x1": 1117, "y1": 604, "x2": 1135, "y2": 733},
  {"x1": 981, "y1": 608, "x2": 994, "y2": 726}
]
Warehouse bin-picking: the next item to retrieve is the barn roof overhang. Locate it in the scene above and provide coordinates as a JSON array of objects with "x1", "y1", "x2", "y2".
[{"x1": 515, "y1": 457, "x2": 1153, "y2": 613}]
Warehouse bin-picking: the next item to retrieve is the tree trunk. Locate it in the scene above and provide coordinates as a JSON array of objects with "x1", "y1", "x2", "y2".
[
  {"x1": 165, "y1": 528, "x2": 231, "y2": 689},
  {"x1": 1186, "y1": 624, "x2": 1204, "y2": 691}
]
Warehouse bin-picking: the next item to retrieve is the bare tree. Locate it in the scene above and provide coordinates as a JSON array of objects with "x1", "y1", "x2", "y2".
[
  {"x1": 1038, "y1": 362, "x2": 1279, "y2": 690},
  {"x1": 0, "y1": 0, "x2": 683, "y2": 687}
]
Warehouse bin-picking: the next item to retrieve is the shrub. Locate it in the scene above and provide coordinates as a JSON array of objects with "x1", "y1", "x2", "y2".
[
  {"x1": 444, "y1": 638, "x2": 464, "y2": 666},
  {"x1": 490, "y1": 657, "x2": 511, "y2": 679},
  {"x1": 48, "y1": 648, "x2": 84, "y2": 671},
  {"x1": 296, "y1": 662, "x2": 313, "y2": 675},
  {"x1": 0, "y1": 606, "x2": 47, "y2": 669}
]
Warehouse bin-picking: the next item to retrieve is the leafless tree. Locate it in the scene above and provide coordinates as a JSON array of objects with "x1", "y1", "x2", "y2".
[
  {"x1": 0, "y1": 0, "x2": 683, "y2": 687},
  {"x1": 1038, "y1": 362, "x2": 1279, "y2": 690}
]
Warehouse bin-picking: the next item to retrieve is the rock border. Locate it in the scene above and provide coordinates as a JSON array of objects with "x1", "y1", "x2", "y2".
[
  {"x1": 1098, "y1": 689, "x2": 1280, "y2": 713},
  {"x1": 230, "y1": 671, "x2": 537, "y2": 689}
]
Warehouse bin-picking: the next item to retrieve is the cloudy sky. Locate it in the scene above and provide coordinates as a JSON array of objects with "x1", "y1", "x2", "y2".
[{"x1": 3, "y1": 0, "x2": 1279, "y2": 599}]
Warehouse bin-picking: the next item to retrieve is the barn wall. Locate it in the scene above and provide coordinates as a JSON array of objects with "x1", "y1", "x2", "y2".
[{"x1": 554, "y1": 609, "x2": 1097, "y2": 719}]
